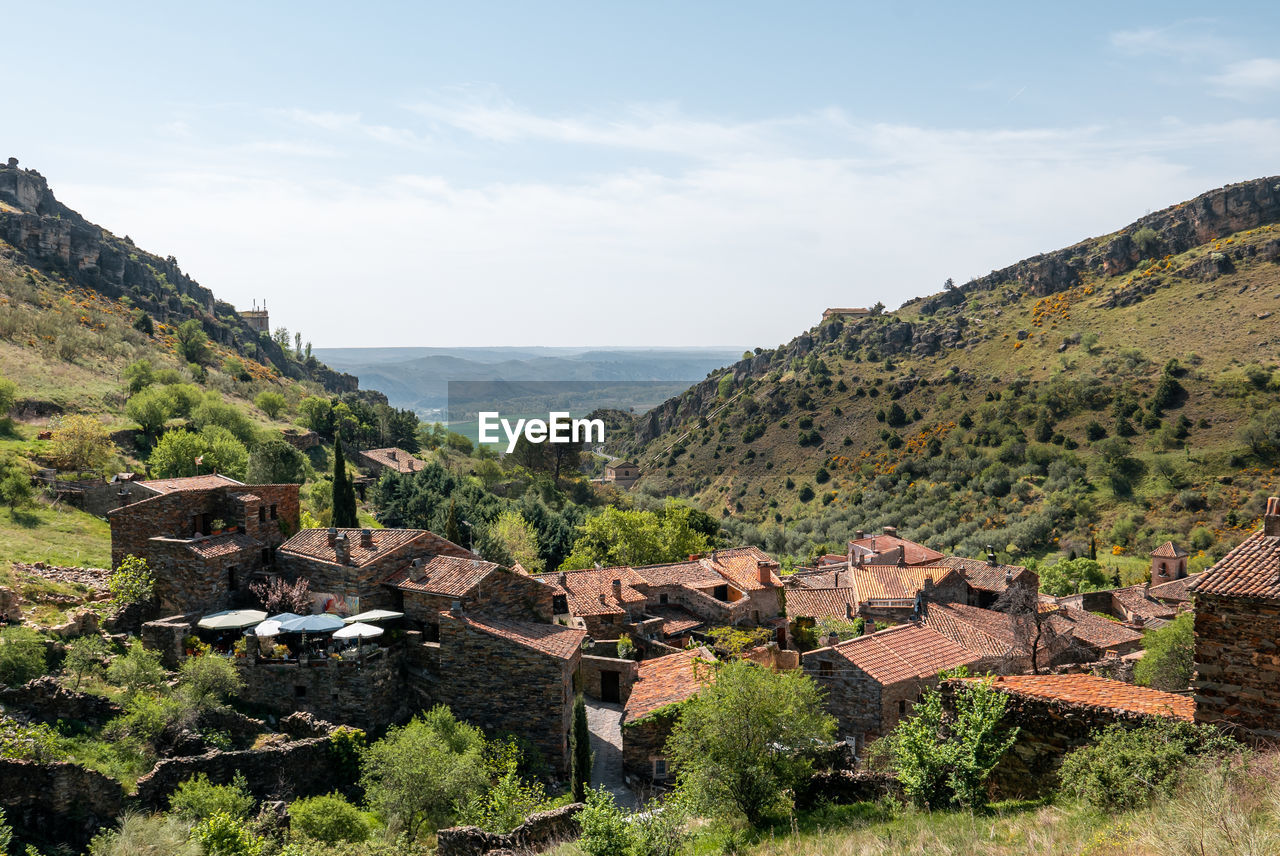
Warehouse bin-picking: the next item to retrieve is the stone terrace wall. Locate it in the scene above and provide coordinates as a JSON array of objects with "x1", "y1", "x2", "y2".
[
  {"x1": 235, "y1": 650, "x2": 408, "y2": 731},
  {"x1": 0, "y1": 676, "x2": 122, "y2": 726},
  {"x1": 795, "y1": 770, "x2": 901, "y2": 809},
  {"x1": 0, "y1": 759, "x2": 124, "y2": 849},
  {"x1": 1194, "y1": 592, "x2": 1280, "y2": 739},
  {"x1": 938, "y1": 679, "x2": 1182, "y2": 798},
  {"x1": 437, "y1": 803, "x2": 583, "y2": 856},
  {"x1": 579, "y1": 655, "x2": 638, "y2": 703},
  {"x1": 142, "y1": 613, "x2": 197, "y2": 668}
]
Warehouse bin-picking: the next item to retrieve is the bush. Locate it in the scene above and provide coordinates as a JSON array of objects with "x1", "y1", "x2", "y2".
[
  {"x1": 63, "y1": 634, "x2": 109, "y2": 688},
  {"x1": 0, "y1": 626, "x2": 48, "y2": 686},
  {"x1": 578, "y1": 787, "x2": 633, "y2": 856},
  {"x1": 108, "y1": 555, "x2": 155, "y2": 609},
  {"x1": 1134, "y1": 612, "x2": 1194, "y2": 691},
  {"x1": 47, "y1": 413, "x2": 116, "y2": 472},
  {"x1": 88, "y1": 812, "x2": 200, "y2": 856},
  {"x1": 288, "y1": 792, "x2": 370, "y2": 843},
  {"x1": 254, "y1": 390, "x2": 287, "y2": 420},
  {"x1": 106, "y1": 641, "x2": 166, "y2": 699},
  {"x1": 191, "y1": 810, "x2": 264, "y2": 856},
  {"x1": 178, "y1": 653, "x2": 242, "y2": 709},
  {"x1": 169, "y1": 772, "x2": 255, "y2": 822},
  {"x1": 1058, "y1": 719, "x2": 1239, "y2": 809}
]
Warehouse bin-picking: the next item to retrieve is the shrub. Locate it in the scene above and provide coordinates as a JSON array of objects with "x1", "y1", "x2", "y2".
[
  {"x1": 63, "y1": 634, "x2": 109, "y2": 689},
  {"x1": 88, "y1": 812, "x2": 200, "y2": 856},
  {"x1": 170, "y1": 772, "x2": 255, "y2": 822},
  {"x1": 616, "y1": 634, "x2": 635, "y2": 660},
  {"x1": 288, "y1": 792, "x2": 370, "y2": 843},
  {"x1": 106, "y1": 641, "x2": 166, "y2": 699},
  {"x1": 0, "y1": 626, "x2": 48, "y2": 686},
  {"x1": 254, "y1": 390, "x2": 287, "y2": 420},
  {"x1": 1134, "y1": 612, "x2": 1194, "y2": 691},
  {"x1": 108, "y1": 555, "x2": 155, "y2": 609},
  {"x1": 123, "y1": 359, "x2": 155, "y2": 394},
  {"x1": 47, "y1": 413, "x2": 116, "y2": 472},
  {"x1": 1059, "y1": 719, "x2": 1239, "y2": 809},
  {"x1": 174, "y1": 320, "x2": 210, "y2": 365},
  {"x1": 178, "y1": 653, "x2": 242, "y2": 709},
  {"x1": 577, "y1": 787, "x2": 633, "y2": 856},
  {"x1": 0, "y1": 717, "x2": 66, "y2": 762},
  {"x1": 191, "y1": 811, "x2": 264, "y2": 856}
]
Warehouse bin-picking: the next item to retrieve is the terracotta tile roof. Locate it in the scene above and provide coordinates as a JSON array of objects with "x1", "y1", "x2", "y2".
[
  {"x1": 1148, "y1": 574, "x2": 1199, "y2": 603},
  {"x1": 634, "y1": 560, "x2": 724, "y2": 588},
  {"x1": 968, "y1": 674, "x2": 1194, "y2": 721},
  {"x1": 820, "y1": 623, "x2": 980, "y2": 685},
  {"x1": 227, "y1": 491, "x2": 262, "y2": 503},
  {"x1": 699, "y1": 546, "x2": 782, "y2": 591},
  {"x1": 532, "y1": 567, "x2": 650, "y2": 616},
  {"x1": 1111, "y1": 586, "x2": 1178, "y2": 621},
  {"x1": 850, "y1": 565, "x2": 957, "y2": 603},
  {"x1": 922, "y1": 602, "x2": 1018, "y2": 658},
  {"x1": 138, "y1": 474, "x2": 244, "y2": 494},
  {"x1": 817, "y1": 554, "x2": 848, "y2": 566},
  {"x1": 1190, "y1": 527, "x2": 1280, "y2": 598},
  {"x1": 786, "y1": 569, "x2": 843, "y2": 589},
  {"x1": 850, "y1": 534, "x2": 944, "y2": 566},
  {"x1": 455, "y1": 614, "x2": 586, "y2": 660},
  {"x1": 386, "y1": 554, "x2": 498, "y2": 595},
  {"x1": 623, "y1": 647, "x2": 714, "y2": 722},
  {"x1": 645, "y1": 605, "x2": 704, "y2": 636},
  {"x1": 279, "y1": 528, "x2": 474, "y2": 568},
  {"x1": 185, "y1": 532, "x2": 256, "y2": 559},
  {"x1": 1151, "y1": 541, "x2": 1189, "y2": 559},
  {"x1": 785, "y1": 587, "x2": 858, "y2": 621},
  {"x1": 939, "y1": 556, "x2": 1035, "y2": 593},
  {"x1": 359, "y1": 447, "x2": 427, "y2": 474},
  {"x1": 1051, "y1": 606, "x2": 1144, "y2": 650}
]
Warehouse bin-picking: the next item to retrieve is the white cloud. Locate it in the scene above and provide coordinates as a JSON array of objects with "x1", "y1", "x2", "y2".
[
  {"x1": 1109, "y1": 23, "x2": 1229, "y2": 59},
  {"x1": 1210, "y1": 58, "x2": 1280, "y2": 96}
]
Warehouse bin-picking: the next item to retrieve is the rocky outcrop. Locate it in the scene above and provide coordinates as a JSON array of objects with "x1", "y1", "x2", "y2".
[
  {"x1": 437, "y1": 803, "x2": 584, "y2": 856},
  {"x1": 0, "y1": 676, "x2": 122, "y2": 726}
]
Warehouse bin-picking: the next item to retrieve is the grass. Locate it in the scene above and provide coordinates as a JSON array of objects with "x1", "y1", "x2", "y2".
[{"x1": 0, "y1": 496, "x2": 111, "y2": 569}]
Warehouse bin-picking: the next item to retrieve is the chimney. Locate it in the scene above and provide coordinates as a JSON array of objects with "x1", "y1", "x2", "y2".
[
  {"x1": 757, "y1": 559, "x2": 772, "y2": 585},
  {"x1": 883, "y1": 526, "x2": 897, "y2": 537},
  {"x1": 361, "y1": 528, "x2": 373, "y2": 548},
  {"x1": 923, "y1": 575, "x2": 934, "y2": 591},
  {"x1": 986, "y1": 545, "x2": 998, "y2": 566},
  {"x1": 1266, "y1": 496, "x2": 1280, "y2": 536},
  {"x1": 845, "y1": 602, "x2": 855, "y2": 620},
  {"x1": 598, "y1": 593, "x2": 607, "y2": 605},
  {"x1": 327, "y1": 527, "x2": 338, "y2": 547},
  {"x1": 388, "y1": 450, "x2": 396, "y2": 462},
  {"x1": 558, "y1": 571, "x2": 567, "y2": 586},
  {"x1": 334, "y1": 533, "x2": 350, "y2": 565},
  {"x1": 1004, "y1": 568, "x2": 1013, "y2": 585},
  {"x1": 612, "y1": 579, "x2": 622, "y2": 599},
  {"x1": 855, "y1": 530, "x2": 865, "y2": 540}
]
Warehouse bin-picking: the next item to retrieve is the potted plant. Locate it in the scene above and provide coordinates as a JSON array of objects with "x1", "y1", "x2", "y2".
[
  {"x1": 183, "y1": 634, "x2": 202, "y2": 657},
  {"x1": 272, "y1": 643, "x2": 290, "y2": 660},
  {"x1": 232, "y1": 637, "x2": 247, "y2": 658}
]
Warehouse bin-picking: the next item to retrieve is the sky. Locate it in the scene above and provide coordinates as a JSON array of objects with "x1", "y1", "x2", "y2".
[{"x1": 5, "y1": 1, "x2": 1280, "y2": 349}]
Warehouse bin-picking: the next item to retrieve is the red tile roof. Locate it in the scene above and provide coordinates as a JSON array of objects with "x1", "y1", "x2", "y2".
[
  {"x1": 939, "y1": 556, "x2": 1036, "y2": 593},
  {"x1": 968, "y1": 674, "x2": 1194, "y2": 721},
  {"x1": 785, "y1": 587, "x2": 858, "y2": 621},
  {"x1": 820, "y1": 623, "x2": 980, "y2": 685},
  {"x1": 360, "y1": 447, "x2": 427, "y2": 474},
  {"x1": 850, "y1": 565, "x2": 957, "y2": 603},
  {"x1": 850, "y1": 534, "x2": 943, "y2": 566},
  {"x1": 1148, "y1": 574, "x2": 1199, "y2": 603},
  {"x1": 138, "y1": 474, "x2": 244, "y2": 494},
  {"x1": 646, "y1": 606, "x2": 704, "y2": 636},
  {"x1": 786, "y1": 569, "x2": 843, "y2": 590},
  {"x1": 185, "y1": 532, "x2": 256, "y2": 559},
  {"x1": 1050, "y1": 606, "x2": 1145, "y2": 650},
  {"x1": 623, "y1": 647, "x2": 715, "y2": 722},
  {"x1": 921, "y1": 602, "x2": 1017, "y2": 658},
  {"x1": 387, "y1": 554, "x2": 499, "y2": 596},
  {"x1": 533, "y1": 567, "x2": 650, "y2": 616},
  {"x1": 1111, "y1": 586, "x2": 1178, "y2": 621},
  {"x1": 455, "y1": 614, "x2": 586, "y2": 660},
  {"x1": 279, "y1": 528, "x2": 474, "y2": 568},
  {"x1": 1190, "y1": 527, "x2": 1280, "y2": 598},
  {"x1": 1151, "y1": 541, "x2": 1189, "y2": 559},
  {"x1": 698, "y1": 546, "x2": 782, "y2": 592}
]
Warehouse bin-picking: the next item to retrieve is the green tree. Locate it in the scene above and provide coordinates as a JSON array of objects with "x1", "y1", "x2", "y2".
[
  {"x1": 577, "y1": 787, "x2": 633, "y2": 856},
  {"x1": 443, "y1": 497, "x2": 463, "y2": 545},
  {"x1": 107, "y1": 555, "x2": 155, "y2": 609},
  {"x1": 126, "y1": 386, "x2": 174, "y2": 441},
  {"x1": 1094, "y1": 436, "x2": 1145, "y2": 496},
  {"x1": 570, "y1": 693, "x2": 592, "y2": 802},
  {"x1": 106, "y1": 641, "x2": 166, "y2": 699},
  {"x1": 148, "y1": 428, "x2": 204, "y2": 478},
  {"x1": 0, "y1": 375, "x2": 15, "y2": 435},
  {"x1": 889, "y1": 675, "x2": 1018, "y2": 810},
  {"x1": 48, "y1": 414, "x2": 116, "y2": 472},
  {"x1": 177, "y1": 653, "x2": 242, "y2": 710},
  {"x1": 1038, "y1": 557, "x2": 1110, "y2": 597},
  {"x1": 254, "y1": 390, "x2": 286, "y2": 420},
  {"x1": 122, "y1": 358, "x2": 155, "y2": 394},
  {"x1": 490, "y1": 510, "x2": 543, "y2": 573},
  {"x1": 246, "y1": 438, "x2": 307, "y2": 485},
  {"x1": 133, "y1": 311, "x2": 155, "y2": 336},
  {"x1": 174, "y1": 319, "x2": 210, "y2": 365},
  {"x1": 1134, "y1": 612, "x2": 1194, "y2": 691},
  {"x1": 191, "y1": 811, "x2": 263, "y2": 856},
  {"x1": 666, "y1": 658, "x2": 835, "y2": 826},
  {"x1": 198, "y1": 426, "x2": 249, "y2": 481},
  {"x1": 297, "y1": 396, "x2": 335, "y2": 438},
  {"x1": 169, "y1": 772, "x2": 255, "y2": 822},
  {"x1": 0, "y1": 456, "x2": 33, "y2": 517},
  {"x1": 288, "y1": 792, "x2": 370, "y2": 843},
  {"x1": 360, "y1": 705, "x2": 488, "y2": 840},
  {"x1": 561, "y1": 500, "x2": 711, "y2": 571},
  {"x1": 191, "y1": 394, "x2": 256, "y2": 445},
  {"x1": 331, "y1": 439, "x2": 358, "y2": 528},
  {"x1": 63, "y1": 635, "x2": 109, "y2": 689}
]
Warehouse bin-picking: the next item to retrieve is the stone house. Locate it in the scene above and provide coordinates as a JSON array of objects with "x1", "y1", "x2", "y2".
[
  {"x1": 620, "y1": 647, "x2": 715, "y2": 784},
  {"x1": 356, "y1": 447, "x2": 427, "y2": 476},
  {"x1": 1057, "y1": 584, "x2": 1180, "y2": 626},
  {"x1": 119, "y1": 473, "x2": 246, "y2": 505},
  {"x1": 848, "y1": 528, "x2": 944, "y2": 567},
  {"x1": 385, "y1": 553, "x2": 554, "y2": 636},
  {"x1": 603, "y1": 460, "x2": 640, "y2": 489},
  {"x1": 921, "y1": 601, "x2": 1036, "y2": 673},
  {"x1": 801, "y1": 622, "x2": 990, "y2": 749},
  {"x1": 435, "y1": 610, "x2": 585, "y2": 773},
  {"x1": 108, "y1": 482, "x2": 300, "y2": 614},
  {"x1": 1191, "y1": 496, "x2": 1280, "y2": 737},
  {"x1": 846, "y1": 564, "x2": 967, "y2": 624},
  {"x1": 1150, "y1": 541, "x2": 1189, "y2": 584},
  {"x1": 942, "y1": 674, "x2": 1194, "y2": 798},
  {"x1": 937, "y1": 555, "x2": 1039, "y2": 609},
  {"x1": 822, "y1": 307, "x2": 871, "y2": 322}
]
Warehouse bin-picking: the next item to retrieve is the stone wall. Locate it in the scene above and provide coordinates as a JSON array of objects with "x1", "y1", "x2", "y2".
[
  {"x1": 579, "y1": 655, "x2": 639, "y2": 703},
  {"x1": 801, "y1": 649, "x2": 884, "y2": 742},
  {"x1": 0, "y1": 759, "x2": 124, "y2": 849},
  {"x1": 437, "y1": 803, "x2": 583, "y2": 856},
  {"x1": 234, "y1": 649, "x2": 408, "y2": 731},
  {"x1": 795, "y1": 770, "x2": 902, "y2": 809},
  {"x1": 1194, "y1": 592, "x2": 1280, "y2": 739},
  {"x1": 142, "y1": 613, "x2": 198, "y2": 668},
  {"x1": 438, "y1": 613, "x2": 578, "y2": 773},
  {"x1": 0, "y1": 676, "x2": 122, "y2": 725},
  {"x1": 621, "y1": 706, "x2": 679, "y2": 783},
  {"x1": 401, "y1": 568, "x2": 555, "y2": 632}
]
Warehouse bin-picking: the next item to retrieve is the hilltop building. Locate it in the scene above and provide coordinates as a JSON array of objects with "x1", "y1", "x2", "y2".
[
  {"x1": 357, "y1": 447, "x2": 427, "y2": 476},
  {"x1": 240, "y1": 300, "x2": 269, "y2": 334},
  {"x1": 822, "y1": 307, "x2": 871, "y2": 322},
  {"x1": 604, "y1": 460, "x2": 640, "y2": 489},
  {"x1": 1150, "y1": 541, "x2": 1189, "y2": 583}
]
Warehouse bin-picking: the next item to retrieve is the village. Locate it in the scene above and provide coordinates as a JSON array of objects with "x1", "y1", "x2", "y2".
[{"x1": 3, "y1": 433, "x2": 1276, "y2": 852}]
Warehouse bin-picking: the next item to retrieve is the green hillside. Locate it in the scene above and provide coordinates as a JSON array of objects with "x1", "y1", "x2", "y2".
[{"x1": 613, "y1": 178, "x2": 1280, "y2": 570}]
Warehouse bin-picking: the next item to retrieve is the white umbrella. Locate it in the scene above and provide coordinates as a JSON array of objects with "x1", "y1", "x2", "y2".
[
  {"x1": 197, "y1": 609, "x2": 267, "y2": 630},
  {"x1": 252, "y1": 620, "x2": 285, "y2": 637},
  {"x1": 343, "y1": 609, "x2": 404, "y2": 624},
  {"x1": 279, "y1": 614, "x2": 346, "y2": 634},
  {"x1": 333, "y1": 622, "x2": 385, "y2": 640}
]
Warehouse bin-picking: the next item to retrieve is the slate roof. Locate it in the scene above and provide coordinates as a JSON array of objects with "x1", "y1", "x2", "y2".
[
  {"x1": 850, "y1": 565, "x2": 957, "y2": 603},
  {"x1": 455, "y1": 614, "x2": 586, "y2": 660},
  {"x1": 279, "y1": 528, "x2": 473, "y2": 568},
  {"x1": 820, "y1": 623, "x2": 980, "y2": 686},
  {"x1": 360, "y1": 447, "x2": 427, "y2": 474},
  {"x1": 137, "y1": 474, "x2": 244, "y2": 494},
  {"x1": 534, "y1": 567, "x2": 650, "y2": 616},
  {"x1": 386, "y1": 555, "x2": 499, "y2": 595},
  {"x1": 969, "y1": 674, "x2": 1194, "y2": 721},
  {"x1": 636, "y1": 560, "x2": 724, "y2": 588},
  {"x1": 921, "y1": 602, "x2": 1018, "y2": 658},
  {"x1": 785, "y1": 587, "x2": 858, "y2": 621},
  {"x1": 786, "y1": 569, "x2": 843, "y2": 589},
  {"x1": 938, "y1": 556, "x2": 1036, "y2": 593},
  {"x1": 184, "y1": 532, "x2": 257, "y2": 559},
  {"x1": 1148, "y1": 574, "x2": 1199, "y2": 603},
  {"x1": 1111, "y1": 586, "x2": 1178, "y2": 621},
  {"x1": 1051, "y1": 606, "x2": 1145, "y2": 650},
  {"x1": 623, "y1": 647, "x2": 714, "y2": 722},
  {"x1": 1190, "y1": 525, "x2": 1280, "y2": 599},
  {"x1": 645, "y1": 605, "x2": 704, "y2": 636},
  {"x1": 1151, "y1": 541, "x2": 1189, "y2": 559},
  {"x1": 701, "y1": 546, "x2": 782, "y2": 591},
  {"x1": 850, "y1": 534, "x2": 944, "y2": 566}
]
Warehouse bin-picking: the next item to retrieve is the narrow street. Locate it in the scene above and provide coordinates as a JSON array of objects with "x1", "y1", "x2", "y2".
[{"x1": 584, "y1": 699, "x2": 637, "y2": 809}]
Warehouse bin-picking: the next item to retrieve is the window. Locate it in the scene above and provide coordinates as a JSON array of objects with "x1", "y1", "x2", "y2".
[
  {"x1": 659, "y1": 593, "x2": 669, "y2": 605},
  {"x1": 261, "y1": 548, "x2": 271, "y2": 566},
  {"x1": 652, "y1": 758, "x2": 668, "y2": 780},
  {"x1": 752, "y1": 610, "x2": 760, "y2": 623},
  {"x1": 819, "y1": 660, "x2": 833, "y2": 678},
  {"x1": 552, "y1": 595, "x2": 568, "y2": 614},
  {"x1": 270, "y1": 504, "x2": 278, "y2": 520},
  {"x1": 228, "y1": 567, "x2": 238, "y2": 591},
  {"x1": 294, "y1": 685, "x2": 307, "y2": 698},
  {"x1": 259, "y1": 507, "x2": 267, "y2": 522},
  {"x1": 713, "y1": 584, "x2": 729, "y2": 601},
  {"x1": 898, "y1": 699, "x2": 907, "y2": 715}
]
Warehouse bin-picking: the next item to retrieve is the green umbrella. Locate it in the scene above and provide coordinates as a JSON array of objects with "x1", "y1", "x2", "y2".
[{"x1": 197, "y1": 609, "x2": 267, "y2": 630}]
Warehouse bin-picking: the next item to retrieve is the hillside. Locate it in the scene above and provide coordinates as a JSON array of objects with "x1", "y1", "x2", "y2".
[{"x1": 612, "y1": 177, "x2": 1280, "y2": 569}]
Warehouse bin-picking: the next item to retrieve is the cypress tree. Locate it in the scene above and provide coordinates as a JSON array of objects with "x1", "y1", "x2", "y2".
[
  {"x1": 332, "y1": 439, "x2": 358, "y2": 528},
  {"x1": 444, "y1": 498, "x2": 462, "y2": 546},
  {"x1": 570, "y1": 693, "x2": 592, "y2": 802}
]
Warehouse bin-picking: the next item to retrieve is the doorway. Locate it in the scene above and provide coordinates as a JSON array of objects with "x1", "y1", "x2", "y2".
[{"x1": 601, "y1": 670, "x2": 621, "y2": 703}]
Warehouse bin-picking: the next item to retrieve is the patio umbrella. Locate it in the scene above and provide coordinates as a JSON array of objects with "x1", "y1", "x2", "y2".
[
  {"x1": 343, "y1": 609, "x2": 404, "y2": 624},
  {"x1": 279, "y1": 614, "x2": 346, "y2": 634},
  {"x1": 197, "y1": 609, "x2": 267, "y2": 630},
  {"x1": 250, "y1": 612, "x2": 304, "y2": 637},
  {"x1": 333, "y1": 622, "x2": 385, "y2": 640},
  {"x1": 267, "y1": 612, "x2": 304, "y2": 623}
]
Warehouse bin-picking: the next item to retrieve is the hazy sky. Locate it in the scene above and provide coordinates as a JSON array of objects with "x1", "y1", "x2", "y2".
[{"x1": 6, "y1": 2, "x2": 1280, "y2": 349}]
